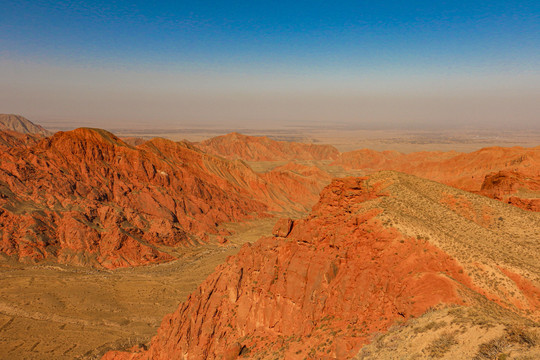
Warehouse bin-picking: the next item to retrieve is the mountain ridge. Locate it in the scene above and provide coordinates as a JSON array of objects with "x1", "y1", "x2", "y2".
[
  {"x1": 197, "y1": 132, "x2": 340, "y2": 161},
  {"x1": 103, "y1": 171, "x2": 540, "y2": 359},
  {"x1": 0, "y1": 114, "x2": 52, "y2": 136},
  {"x1": 0, "y1": 128, "x2": 335, "y2": 268}
]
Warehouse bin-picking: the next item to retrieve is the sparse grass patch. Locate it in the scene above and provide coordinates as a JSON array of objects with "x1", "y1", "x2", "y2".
[
  {"x1": 425, "y1": 332, "x2": 457, "y2": 358},
  {"x1": 505, "y1": 326, "x2": 538, "y2": 347},
  {"x1": 413, "y1": 320, "x2": 446, "y2": 334},
  {"x1": 449, "y1": 307, "x2": 496, "y2": 329},
  {"x1": 474, "y1": 337, "x2": 507, "y2": 360},
  {"x1": 474, "y1": 326, "x2": 538, "y2": 360}
]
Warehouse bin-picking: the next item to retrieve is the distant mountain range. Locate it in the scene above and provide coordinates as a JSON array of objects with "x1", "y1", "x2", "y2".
[{"x1": 0, "y1": 114, "x2": 52, "y2": 136}]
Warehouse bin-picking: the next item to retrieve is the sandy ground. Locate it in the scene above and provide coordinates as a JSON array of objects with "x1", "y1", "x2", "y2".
[
  {"x1": 356, "y1": 305, "x2": 540, "y2": 359},
  {"x1": 0, "y1": 218, "x2": 277, "y2": 360}
]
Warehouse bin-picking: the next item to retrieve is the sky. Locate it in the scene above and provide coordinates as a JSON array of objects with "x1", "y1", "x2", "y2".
[{"x1": 1, "y1": 0, "x2": 539, "y2": 130}]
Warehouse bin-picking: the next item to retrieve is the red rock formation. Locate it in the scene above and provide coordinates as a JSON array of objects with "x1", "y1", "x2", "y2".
[
  {"x1": 0, "y1": 129, "x2": 271, "y2": 268},
  {"x1": 201, "y1": 157, "x2": 331, "y2": 213},
  {"x1": 271, "y1": 218, "x2": 294, "y2": 237},
  {"x1": 120, "y1": 136, "x2": 147, "y2": 147},
  {"x1": 104, "y1": 176, "x2": 502, "y2": 360},
  {"x1": 335, "y1": 146, "x2": 540, "y2": 211},
  {"x1": 479, "y1": 170, "x2": 540, "y2": 211},
  {"x1": 0, "y1": 130, "x2": 42, "y2": 150},
  {"x1": 506, "y1": 197, "x2": 540, "y2": 212},
  {"x1": 0, "y1": 129, "x2": 336, "y2": 268},
  {"x1": 197, "y1": 132, "x2": 340, "y2": 161},
  {"x1": 259, "y1": 163, "x2": 333, "y2": 212}
]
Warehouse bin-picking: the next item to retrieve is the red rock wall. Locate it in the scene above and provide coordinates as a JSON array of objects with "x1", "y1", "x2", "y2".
[
  {"x1": 0, "y1": 129, "x2": 269, "y2": 268},
  {"x1": 103, "y1": 177, "x2": 477, "y2": 360},
  {"x1": 479, "y1": 170, "x2": 540, "y2": 211}
]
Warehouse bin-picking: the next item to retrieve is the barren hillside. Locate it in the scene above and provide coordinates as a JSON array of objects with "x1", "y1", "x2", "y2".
[
  {"x1": 103, "y1": 171, "x2": 540, "y2": 359},
  {"x1": 0, "y1": 114, "x2": 52, "y2": 136},
  {"x1": 197, "y1": 132, "x2": 340, "y2": 161},
  {"x1": 0, "y1": 128, "x2": 331, "y2": 269}
]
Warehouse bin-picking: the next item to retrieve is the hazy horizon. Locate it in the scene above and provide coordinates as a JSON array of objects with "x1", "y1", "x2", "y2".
[{"x1": 1, "y1": 1, "x2": 539, "y2": 130}]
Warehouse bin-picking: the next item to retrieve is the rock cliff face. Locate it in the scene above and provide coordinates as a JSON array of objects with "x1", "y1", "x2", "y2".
[
  {"x1": 0, "y1": 128, "x2": 335, "y2": 268},
  {"x1": 0, "y1": 114, "x2": 52, "y2": 136},
  {"x1": 102, "y1": 172, "x2": 540, "y2": 359},
  {"x1": 0, "y1": 130, "x2": 42, "y2": 151},
  {"x1": 335, "y1": 146, "x2": 540, "y2": 211},
  {"x1": 197, "y1": 132, "x2": 340, "y2": 161},
  {"x1": 0, "y1": 129, "x2": 278, "y2": 268},
  {"x1": 480, "y1": 170, "x2": 540, "y2": 211}
]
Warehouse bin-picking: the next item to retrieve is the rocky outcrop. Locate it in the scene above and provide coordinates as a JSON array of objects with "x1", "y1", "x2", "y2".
[
  {"x1": 103, "y1": 172, "x2": 540, "y2": 359},
  {"x1": 479, "y1": 170, "x2": 540, "y2": 211},
  {"x1": 271, "y1": 218, "x2": 294, "y2": 237},
  {"x1": 0, "y1": 128, "x2": 336, "y2": 268},
  {"x1": 0, "y1": 130, "x2": 42, "y2": 150},
  {"x1": 197, "y1": 132, "x2": 340, "y2": 161},
  {"x1": 0, "y1": 129, "x2": 270, "y2": 268},
  {"x1": 0, "y1": 114, "x2": 52, "y2": 136},
  {"x1": 335, "y1": 146, "x2": 540, "y2": 211}
]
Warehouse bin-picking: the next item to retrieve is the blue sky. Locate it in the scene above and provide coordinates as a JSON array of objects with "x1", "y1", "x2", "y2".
[{"x1": 1, "y1": 1, "x2": 539, "y2": 129}]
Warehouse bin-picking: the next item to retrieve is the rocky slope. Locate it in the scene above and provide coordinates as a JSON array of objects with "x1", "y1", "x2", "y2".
[
  {"x1": 0, "y1": 128, "x2": 332, "y2": 269},
  {"x1": 480, "y1": 170, "x2": 540, "y2": 212},
  {"x1": 197, "y1": 132, "x2": 340, "y2": 161},
  {"x1": 258, "y1": 162, "x2": 333, "y2": 213},
  {"x1": 0, "y1": 114, "x2": 52, "y2": 136},
  {"x1": 355, "y1": 305, "x2": 540, "y2": 359},
  {"x1": 0, "y1": 130, "x2": 42, "y2": 151},
  {"x1": 335, "y1": 146, "x2": 540, "y2": 211},
  {"x1": 103, "y1": 171, "x2": 540, "y2": 359}
]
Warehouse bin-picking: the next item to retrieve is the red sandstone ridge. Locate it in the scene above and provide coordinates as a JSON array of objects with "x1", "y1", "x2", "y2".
[
  {"x1": 103, "y1": 171, "x2": 540, "y2": 359},
  {"x1": 197, "y1": 132, "x2": 340, "y2": 161},
  {"x1": 0, "y1": 128, "x2": 268, "y2": 268},
  {"x1": 201, "y1": 157, "x2": 331, "y2": 214},
  {"x1": 0, "y1": 128, "x2": 335, "y2": 268},
  {"x1": 259, "y1": 162, "x2": 333, "y2": 213},
  {"x1": 120, "y1": 136, "x2": 147, "y2": 147},
  {"x1": 335, "y1": 145, "x2": 540, "y2": 211},
  {"x1": 0, "y1": 130, "x2": 42, "y2": 151},
  {"x1": 480, "y1": 170, "x2": 540, "y2": 211}
]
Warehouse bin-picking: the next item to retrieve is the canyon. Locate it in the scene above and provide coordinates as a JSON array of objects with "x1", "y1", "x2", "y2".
[
  {"x1": 0, "y1": 115, "x2": 538, "y2": 360},
  {"x1": 103, "y1": 172, "x2": 540, "y2": 360}
]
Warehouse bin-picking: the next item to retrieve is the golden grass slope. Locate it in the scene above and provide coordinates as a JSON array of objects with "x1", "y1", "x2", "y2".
[
  {"x1": 356, "y1": 305, "x2": 540, "y2": 359},
  {"x1": 362, "y1": 171, "x2": 540, "y2": 319}
]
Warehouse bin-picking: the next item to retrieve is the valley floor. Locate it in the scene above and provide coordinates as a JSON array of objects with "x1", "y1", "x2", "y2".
[{"x1": 0, "y1": 218, "x2": 276, "y2": 360}]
